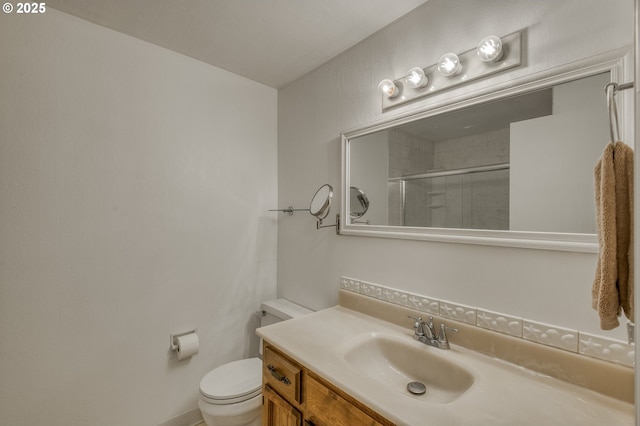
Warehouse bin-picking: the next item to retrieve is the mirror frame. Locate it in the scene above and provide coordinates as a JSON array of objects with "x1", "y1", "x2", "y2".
[{"x1": 340, "y1": 48, "x2": 633, "y2": 252}]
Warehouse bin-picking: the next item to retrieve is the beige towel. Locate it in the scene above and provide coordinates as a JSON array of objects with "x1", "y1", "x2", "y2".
[{"x1": 592, "y1": 141, "x2": 634, "y2": 330}]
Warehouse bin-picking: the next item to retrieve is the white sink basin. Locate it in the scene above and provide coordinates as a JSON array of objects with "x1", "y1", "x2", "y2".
[{"x1": 342, "y1": 333, "x2": 474, "y2": 403}]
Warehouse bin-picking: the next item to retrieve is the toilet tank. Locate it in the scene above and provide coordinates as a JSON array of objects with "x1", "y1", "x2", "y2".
[
  {"x1": 259, "y1": 299, "x2": 312, "y2": 357},
  {"x1": 260, "y1": 298, "x2": 312, "y2": 327}
]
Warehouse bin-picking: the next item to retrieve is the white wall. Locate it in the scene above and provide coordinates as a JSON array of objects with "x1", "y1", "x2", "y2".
[
  {"x1": 349, "y1": 130, "x2": 388, "y2": 225},
  {"x1": 277, "y1": 0, "x2": 633, "y2": 340},
  {"x1": 0, "y1": 9, "x2": 277, "y2": 426}
]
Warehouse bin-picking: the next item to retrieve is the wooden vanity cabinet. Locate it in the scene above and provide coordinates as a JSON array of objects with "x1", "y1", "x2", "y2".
[{"x1": 262, "y1": 344, "x2": 394, "y2": 426}]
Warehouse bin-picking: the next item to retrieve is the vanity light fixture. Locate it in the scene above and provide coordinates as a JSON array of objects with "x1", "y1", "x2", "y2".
[
  {"x1": 437, "y1": 53, "x2": 463, "y2": 77},
  {"x1": 405, "y1": 67, "x2": 429, "y2": 89},
  {"x1": 380, "y1": 31, "x2": 522, "y2": 110},
  {"x1": 378, "y1": 79, "x2": 400, "y2": 98},
  {"x1": 476, "y1": 35, "x2": 504, "y2": 62}
]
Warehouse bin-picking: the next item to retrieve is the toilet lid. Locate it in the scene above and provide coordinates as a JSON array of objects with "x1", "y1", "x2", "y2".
[{"x1": 200, "y1": 358, "x2": 262, "y2": 404}]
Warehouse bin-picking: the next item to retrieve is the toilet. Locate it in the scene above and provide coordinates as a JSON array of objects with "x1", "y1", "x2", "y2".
[{"x1": 198, "y1": 299, "x2": 312, "y2": 426}]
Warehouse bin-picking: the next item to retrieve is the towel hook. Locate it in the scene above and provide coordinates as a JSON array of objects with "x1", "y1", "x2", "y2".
[
  {"x1": 605, "y1": 82, "x2": 620, "y2": 144},
  {"x1": 605, "y1": 81, "x2": 634, "y2": 145}
]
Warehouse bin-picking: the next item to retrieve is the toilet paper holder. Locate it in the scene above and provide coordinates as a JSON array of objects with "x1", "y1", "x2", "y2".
[{"x1": 169, "y1": 329, "x2": 197, "y2": 351}]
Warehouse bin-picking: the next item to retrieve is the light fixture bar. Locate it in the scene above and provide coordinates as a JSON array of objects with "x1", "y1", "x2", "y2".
[{"x1": 382, "y1": 31, "x2": 521, "y2": 110}]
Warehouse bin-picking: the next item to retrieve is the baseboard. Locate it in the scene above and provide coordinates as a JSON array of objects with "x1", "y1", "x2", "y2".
[{"x1": 157, "y1": 408, "x2": 203, "y2": 426}]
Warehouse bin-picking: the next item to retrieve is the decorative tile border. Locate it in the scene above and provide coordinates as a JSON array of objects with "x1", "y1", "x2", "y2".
[
  {"x1": 477, "y1": 308, "x2": 523, "y2": 338},
  {"x1": 579, "y1": 332, "x2": 636, "y2": 367},
  {"x1": 339, "y1": 276, "x2": 635, "y2": 367},
  {"x1": 439, "y1": 300, "x2": 477, "y2": 325},
  {"x1": 523, "y1": 320, "x2": 578, "y2": 352}
]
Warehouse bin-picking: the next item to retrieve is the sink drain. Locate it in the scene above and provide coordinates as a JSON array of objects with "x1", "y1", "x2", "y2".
[{"x1": 406, "y1": 381, "x2": 426, "y2": 395}]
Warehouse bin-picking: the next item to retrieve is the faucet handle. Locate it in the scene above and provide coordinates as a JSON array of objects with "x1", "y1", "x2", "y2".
[
  {"x1": 408, "y1": 315, "x2": 424, "y2": 334},
  {"x1": 438, "y1": 323, "x2": 458, "y2": 343},
  {"x1": 408, "y1": 315, "x2": 424, "y2": 325}
]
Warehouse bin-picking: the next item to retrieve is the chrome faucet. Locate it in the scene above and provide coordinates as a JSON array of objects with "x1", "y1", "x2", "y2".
[{"x1": 408, "y1": 316, "x2": 458, "y2": 349}]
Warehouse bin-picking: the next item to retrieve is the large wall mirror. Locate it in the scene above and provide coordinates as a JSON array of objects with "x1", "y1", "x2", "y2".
[{"x1": 341, "y1": 54, "x2": 632, "y2": 252}]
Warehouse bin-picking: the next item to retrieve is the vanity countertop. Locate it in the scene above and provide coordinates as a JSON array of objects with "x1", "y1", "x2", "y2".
[{"x1": 257, "y1": 305, "x2": 634, "y2": 426}]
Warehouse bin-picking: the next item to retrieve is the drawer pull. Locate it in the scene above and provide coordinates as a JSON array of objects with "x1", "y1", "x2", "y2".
[
  {"x1": 267, "y1": 364, "x2": 291, "y2": 385},
  {"x1": 304, "y1": 421, "x2": 315, "y2": 426}
]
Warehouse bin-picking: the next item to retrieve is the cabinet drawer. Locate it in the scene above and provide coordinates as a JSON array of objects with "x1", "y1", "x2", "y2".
[
  {"x1": 264, "y1": 346, "x2": 302, "y2": 404},
  {"x1": 305, "y1": 374, "x2": 388, "y2": 426}
]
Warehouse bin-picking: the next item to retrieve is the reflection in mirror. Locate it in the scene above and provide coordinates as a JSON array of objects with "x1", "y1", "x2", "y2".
[
  {"x1": 350, "y1": 186, "x2": 370, "y2": 220},
  {"x1": 347, "y1": 72, "x2": 610, "y2": 235}
]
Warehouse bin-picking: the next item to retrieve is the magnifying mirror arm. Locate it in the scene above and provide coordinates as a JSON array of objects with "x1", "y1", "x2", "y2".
[
  {"x1": 268, "y1": 206, "x2": 311, "y2": 216},
  {"x1": 316, "y1": 214, "x2": 341, "y2": 235}
]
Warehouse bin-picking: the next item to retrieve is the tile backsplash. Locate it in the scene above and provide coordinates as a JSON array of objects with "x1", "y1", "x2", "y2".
[{"x1": 340, "y1": 276, "x2": 635, "y2": 368}]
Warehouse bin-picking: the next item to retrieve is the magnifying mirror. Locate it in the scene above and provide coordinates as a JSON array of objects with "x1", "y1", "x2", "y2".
[
  {"x1": 269, "y1": 183, "x2": 339, "y2": 233},
  {"x1": 349, "y1": 186, "x2": 369, "y2": 219},
  {"x1": 309, "y1": 184, "x2": 333, "y2": 220}
]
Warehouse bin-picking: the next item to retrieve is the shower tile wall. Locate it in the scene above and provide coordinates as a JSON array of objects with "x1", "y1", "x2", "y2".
[
  {"x1": 387, "y1": 181, "x2": 404, "y2": 226},
  {"x1": 388, "y1": 129, "x2": 434, "y2": 226},
  {"x1": 463, "y1": 168, "x2": 510, "y2": 229},
  {"x1": 433, "y1": 128, "x2": 510, "y2": 169},
  {"x1": 388, "y1": 128, "x2": 510, "y2": 229}
]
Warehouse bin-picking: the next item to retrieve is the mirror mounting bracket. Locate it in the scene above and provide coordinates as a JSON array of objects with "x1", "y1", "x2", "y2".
[
  {"x1": 317, "y1": 214, "x2": 340, "y2": 235},
  {"x1": 268, "y1": 206, "x2": 310, "y2": 216}
]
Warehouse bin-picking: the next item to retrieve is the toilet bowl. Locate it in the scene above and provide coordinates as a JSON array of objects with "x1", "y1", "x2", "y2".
[
  {"x1": 198, "y1": 358, "x2": 262, "y2": 426},
  {"x1": 198, "y1": 299, "x2": 312, "y2": 426}
]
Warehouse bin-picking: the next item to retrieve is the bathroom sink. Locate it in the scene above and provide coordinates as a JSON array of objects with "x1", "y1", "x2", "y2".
[{"x1": 342, "y1": 333, "x2": 474, "y2": 403}]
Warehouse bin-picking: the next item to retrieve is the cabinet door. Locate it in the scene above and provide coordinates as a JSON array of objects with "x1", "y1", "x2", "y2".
[
  {"x1": 305, "y1": 374, "x2": 389, "y2": 426},
  {"x1": 263, "y1": 384, "x2": 302, "y2": 426}
]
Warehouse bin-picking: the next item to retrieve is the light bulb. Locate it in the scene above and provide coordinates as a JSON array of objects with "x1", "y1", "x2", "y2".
[
  {"x1": 437, "y1": 53, "x2": 462, "y2": 77},
  {"x1": 405, "y1": 67, "x2": 428, "y2": 89},
  {"x1": 477, "y1": 35, "x2": 503, "y2": 62},
  {"x1": 378, "y1": 79, "x2": 399, "y2": 98}
]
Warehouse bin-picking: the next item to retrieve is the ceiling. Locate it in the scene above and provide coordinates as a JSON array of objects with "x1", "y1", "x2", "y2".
[
  {"x1": 47, "y1": 0, "x2": 429, "y2": 89},
  {"x1": 397, "y1": 88, "x2": 553, "y2": 142}
]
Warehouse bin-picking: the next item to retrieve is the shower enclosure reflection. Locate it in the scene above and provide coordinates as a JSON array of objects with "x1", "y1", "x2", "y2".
[{"x1": 390, "y1": 164, "x2": 509, "y2": 229}]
